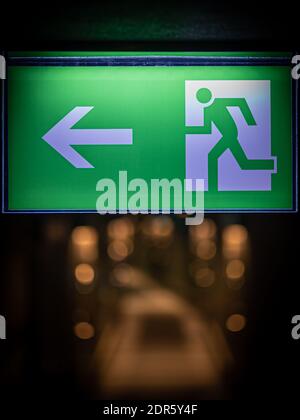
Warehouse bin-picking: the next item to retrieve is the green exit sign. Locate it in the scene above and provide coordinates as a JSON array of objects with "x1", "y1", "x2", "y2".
[{"x1": 2, "y1": 52, "x2": 298, "y2": 213}]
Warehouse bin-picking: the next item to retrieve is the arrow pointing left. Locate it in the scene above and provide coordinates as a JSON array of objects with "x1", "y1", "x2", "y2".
[{"x1": 42, "y1": 106, "x2": 133, "y2": 168}]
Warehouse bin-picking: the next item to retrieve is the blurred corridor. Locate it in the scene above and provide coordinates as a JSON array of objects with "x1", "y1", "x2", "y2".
[{"x1": 0, "y1": 213, "x2": 297, "y2": 400}]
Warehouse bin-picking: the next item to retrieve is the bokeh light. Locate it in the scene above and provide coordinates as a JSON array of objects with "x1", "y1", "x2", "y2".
[
  {"x1": 107, "y1": 240, "x2": 132, "y2": 261},
  {"x1": 194, "y1": 267, "x2": 216, "y2": 288},
  {"x1": 141, "y1": 216, "x2": 174, "y2": 240},
  {"x1": 226, "y1": 314, "x2": 247, "y2": 332},
  {"x1": 74, "y1": 322, "x2": 95, "y2": 340},
  {"x1": 222, "y1": 224, "x2": 248, "y2": 258},
  {"x1": 190, "y1": 218, "x2": 217, "y2": 242},
  {"x1": 72, "y1": 226, "x2": 98, "y2": 247},
  {"x1": 74, "y1": 263, "x2": 95, "y2": 285},
  {"x1": 226, "y1": 259, "x2": 245, "y2": 280},
  {"x1": 196, "y1": 240, "x2": 217, "y2": 260},
  {"x1": 71, "y1": 226, "x2": 99, "y2": 262},
  {"x1": 111, "y1": 263, "x2": 135, "y2": 287},
  {"x1": 107, "y1": 217, "x2": 135, "y2": 241}
]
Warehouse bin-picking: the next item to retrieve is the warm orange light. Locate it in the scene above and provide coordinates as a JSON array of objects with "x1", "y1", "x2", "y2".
[
  {"x1": 71, "y1": 226, "x2": 98, "y2": 262},
  {"x1": 74, "y1": 322, "x2": 95, "y2": 340},
  {"x1": 107, "y1": 217, "x2": 135, "y2": 241},
  {"x1": 223, "y1": 224, "x2": 248, "y2": 246},
  {"x1": 190, "y1": 218, "x2": 216, "y2": 241},
  {"x1": 74, "y1": 263, "x2": 95, "y2": 285},
  {"x1": 226, "y1": 314, "x2": 246, "y2": 332},
  {"x1": 72, "y1": 226, "x2": 98, "y2": 246},
  {"x1": 153, "y1": 217, "x2": 174, "y2": 238},
  {"x1": 194, "y1": 267, "x2": 216, "y2": 287},
  {"x1": 107, "y1": 240, "x2": 131, "y2": 261},
  {"x1": 196, "y1": 240, "x2": 216, "y2": 260},
  {"x1": 222, "y1": 224, "x2": 248, "y2": 258},
  {"x1": 141, "y1": 216, "x2": 174, "y2": 239},
  {"x1": 226, "y1": 259, "x2": 245, "y2": 280},
  {"x1": 112, "y1": 263, "x2": 134, "y2": 287}
]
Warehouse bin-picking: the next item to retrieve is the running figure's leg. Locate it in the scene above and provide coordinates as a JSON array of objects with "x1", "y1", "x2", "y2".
[
  {"x1": 230, "y1": 139, "x2": 274, "y2": 170},
  {"x1": 208, "y1": 138, "x2": 228, "y2": 191}
]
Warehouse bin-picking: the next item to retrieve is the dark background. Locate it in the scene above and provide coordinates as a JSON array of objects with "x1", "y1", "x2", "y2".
[
  {"x1": 0, "y1": 0, "x2": 299, "y2": 50},
  {"x1": 0, "y1": 0, "x2": 299, "y2": 403}
]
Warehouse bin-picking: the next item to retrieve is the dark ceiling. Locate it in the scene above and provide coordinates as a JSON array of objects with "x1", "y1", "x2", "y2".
[{"x1": 1, "y1": 1, "x2": 298, "y2": 50}]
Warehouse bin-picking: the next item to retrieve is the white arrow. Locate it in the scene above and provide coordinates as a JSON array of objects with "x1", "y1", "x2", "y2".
[{"x1": 42, "y1": 106, "x2": 133, "y2": 168}]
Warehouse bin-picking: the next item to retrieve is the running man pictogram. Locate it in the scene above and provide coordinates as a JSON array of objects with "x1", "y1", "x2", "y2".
[{"x1": 193, "y1": 88, "x2": 275, "y2": 191}]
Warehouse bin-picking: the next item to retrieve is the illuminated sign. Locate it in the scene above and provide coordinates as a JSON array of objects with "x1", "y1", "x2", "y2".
[{"x1": 2, "y1": 52, "x2": 297, "y2": 212}]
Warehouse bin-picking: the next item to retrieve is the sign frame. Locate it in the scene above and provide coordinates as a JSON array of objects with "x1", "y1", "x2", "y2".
[{"x1": 1, "y1": 53, "x2": 298, "y2": 213}]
